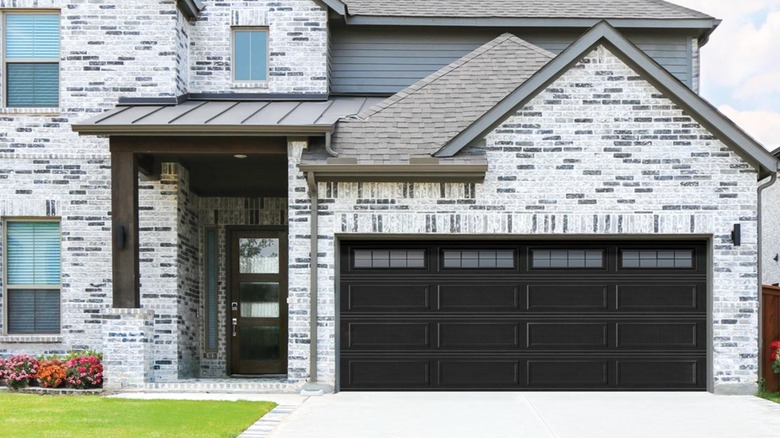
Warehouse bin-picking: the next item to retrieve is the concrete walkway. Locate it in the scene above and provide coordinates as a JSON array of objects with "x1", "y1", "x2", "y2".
[{"x1": 267, "y1": 392, "x2": 780, "y2": 438}]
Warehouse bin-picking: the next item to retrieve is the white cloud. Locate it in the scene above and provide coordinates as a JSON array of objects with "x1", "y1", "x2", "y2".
[
  {"x1": 719, "y1": 105, "x2": 780, "y2": 150},
  {"x1": 734, "y1": 71, "x2": 780, "y2": 101}
]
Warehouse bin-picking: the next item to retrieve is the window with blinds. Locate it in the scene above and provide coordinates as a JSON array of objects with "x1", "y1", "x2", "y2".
[
  {"x1": 4, "y1": 13, "x2": 60, "y2": 107},
  {"x1": 4, "y1": 220, "x2": 61, "y2": 334},
  {"x1": 232, "y1": 28, "x2": 268, "y2": 82}
]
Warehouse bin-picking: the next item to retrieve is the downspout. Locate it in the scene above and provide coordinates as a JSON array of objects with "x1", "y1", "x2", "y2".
[
  {"x1": 305, "y1": 171, "x2": 319, "y2": 385},
  {"x1": 324, "y1": 131, "x2": 339, "y2": 157},
  {"x1": 757, "y1": 170, "x2": 777, "y2": 388}
]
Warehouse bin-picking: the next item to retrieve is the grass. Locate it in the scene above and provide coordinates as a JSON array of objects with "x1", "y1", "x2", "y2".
[
  {"x1": 0, "y1": 393, "x2": 276, "y2": 438},
  {"x1": 758, "y1": 390, "x2": 780, "y2": 404}
]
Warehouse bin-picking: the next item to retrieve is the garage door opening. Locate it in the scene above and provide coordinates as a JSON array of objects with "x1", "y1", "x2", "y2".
[{"x1": 338, "y1": 241, "x2": 707, "y2": 391}]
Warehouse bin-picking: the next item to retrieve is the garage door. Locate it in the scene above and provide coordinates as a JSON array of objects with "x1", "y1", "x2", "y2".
[{"x1": 339, "y1": 241, "x2": 707, "y2": 391}]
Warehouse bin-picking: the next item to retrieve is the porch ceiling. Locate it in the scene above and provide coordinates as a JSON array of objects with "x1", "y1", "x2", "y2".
[{"x1": 172, "y1": 154, "x2": 288, "y2": 198}]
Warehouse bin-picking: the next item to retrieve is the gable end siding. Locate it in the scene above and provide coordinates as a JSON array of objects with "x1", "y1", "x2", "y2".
[{"x1": 330, "y1": 28, "x2": 696, "y2": 94}]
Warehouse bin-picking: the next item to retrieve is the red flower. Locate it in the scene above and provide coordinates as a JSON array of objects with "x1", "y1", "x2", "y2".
[
  {"x1": 770, "y1": 341, "x2": 780, "y2": 351},
  {"x1": 772, "y1": 351, "x2": 778, "y2": 362}
]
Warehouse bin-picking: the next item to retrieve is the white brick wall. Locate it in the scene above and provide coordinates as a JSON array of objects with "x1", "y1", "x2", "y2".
[
  {"x1": 188, "y1": 0, "x2": 328, "y2": 94},
  {"x1": 295, "y1": 46, "x2": 761, "y2": 394}
]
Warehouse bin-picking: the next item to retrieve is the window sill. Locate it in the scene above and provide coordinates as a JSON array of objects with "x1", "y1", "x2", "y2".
[
  {"x1": 0, "y1": 107, "x2": 60, "y2": 116},
  {"x1": 0, "y1": 335, "x2": 63, "y2": 344},
  {"x1": 230, "y1": 81, "x2": 270, "y2": 90}
]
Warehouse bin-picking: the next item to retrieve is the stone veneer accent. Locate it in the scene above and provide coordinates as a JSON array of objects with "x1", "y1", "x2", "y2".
[
  {"x1": 762, "y1": 182, "x2": 780, "y2": 285},
  {"x1": 294, "y1": 47, "x2": 761, "y2": 394}
]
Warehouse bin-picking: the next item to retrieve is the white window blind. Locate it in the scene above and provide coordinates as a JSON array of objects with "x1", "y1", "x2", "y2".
[
  {"x1": 4, "y1": 13, "x2": 60, "y2": 107},
  {"x1": 5, "y1": 221, "x2": 61, "y2": 334}
]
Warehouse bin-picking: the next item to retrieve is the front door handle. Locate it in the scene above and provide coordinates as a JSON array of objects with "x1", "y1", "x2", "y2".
[{"x1": 232, "y1": 318, "x2": 238, "y2": 337}]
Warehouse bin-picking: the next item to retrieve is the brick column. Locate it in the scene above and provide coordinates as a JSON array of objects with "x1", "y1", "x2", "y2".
[{"x1": 102, "y1": 308, "x2": 155, "y2": 390}]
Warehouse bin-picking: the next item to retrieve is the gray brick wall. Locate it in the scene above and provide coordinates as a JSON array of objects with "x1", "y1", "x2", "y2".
[{"x1": 296, "y1": 47, "x2": 761, "y2": 394}]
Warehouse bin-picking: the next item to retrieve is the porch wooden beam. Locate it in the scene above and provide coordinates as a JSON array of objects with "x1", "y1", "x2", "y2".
[
  {"x1": 111, "y1": 148, "x2": 140, "y2": 308},
  {"x1": 109, "y1": 136, "x2": 288, "y2": 155}
]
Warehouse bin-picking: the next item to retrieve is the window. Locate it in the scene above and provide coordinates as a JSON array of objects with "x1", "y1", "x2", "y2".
[
  {"x1": 442, "y1": 250, "x2": 515, "y2": 269},
  {"x1": 531, "y1": 249, "x2": 604, "y2": 269},
  {"x1": 4, "y1": 220, "x2": 61, "y2": 334},
  {"x1": 232, "y1": 28, "x2": 268, "y2": 82},
  {"x1": 353, "y1": 249, "x2": 426, "y2": 269},
  {"x1": 204, "y1": 228, "x2": 218, "y2": 352},
  {"x1": 621, "y1": 250, "x2": 693, "y2": 269},
  {"x1": 4, "y1": 13, "x2": 60, "y2": 107}
]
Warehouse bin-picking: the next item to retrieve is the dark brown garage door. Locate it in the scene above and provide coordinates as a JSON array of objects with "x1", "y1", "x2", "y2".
[{"x1": 339, "y1": 241, "x2": 707, "y2": 391}]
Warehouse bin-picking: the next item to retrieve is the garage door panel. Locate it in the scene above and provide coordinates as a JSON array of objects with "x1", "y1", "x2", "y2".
[
  {"x1": 438, "y1": 360, "x2": 520, "y2": 387},
  {"x1": 437, "y1": 322, "x2": 520, "y2": 349},
  {"x1": 527, "y1": 360, "x2": 609, "y2": 387},
  {"x1": 616, "y1": 360, "x2": 701, "y2": 387},
  {"x1": 346, "y1": 322, "x2": 430, "y2": 349},
  {"x1": 344, "y1": 284, "x2": 430, "y2": 312},
  {"x1": 437, "y1": 284, "x2": 520, "y2": 311},
  {"x1": 616, "y1": 321, "x2": 703, "y2": 349},
  {"x1": 527, "y1": 322, "x2": 609, "y2": 348},
  {"x1": 344, "y1": 360, "x2": 431, "y2": 388},
  {"x1": 340, "y1": 241, "x2": 707, "y2": 391},
  {"x1": 527, "y1": 284, "x2": 609, "y2": 311},
  {"x1": 616, "y1": 284, "x2": 702, "y2": 311}
]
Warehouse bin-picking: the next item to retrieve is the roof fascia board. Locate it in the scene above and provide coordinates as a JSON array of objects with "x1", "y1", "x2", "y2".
[
  {"x1": 299, "y1": 164, "x2": 488, "y2": 183},
  {"x1": 71, "y1": 124, "x2": 333, "y2": 136},
  {"x1": 344, "y1": 16, "x2": 718, "y2": 31},
  {"x1": 176, "y1": 0, "x2": 203, "y2": 20},
  {"x1": 314, "y1": 0, "x2": 348, "y2": 16},
  {"x1": 435, "y1": 21, "x2": 778, "y2": 180}
]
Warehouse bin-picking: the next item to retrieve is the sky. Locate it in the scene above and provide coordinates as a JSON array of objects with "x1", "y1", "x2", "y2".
[{"x1": 670, "y1": 0, "x2": 780, "y2": 150}]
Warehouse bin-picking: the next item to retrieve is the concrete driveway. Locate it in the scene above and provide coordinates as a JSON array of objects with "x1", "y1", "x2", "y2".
[{"x1": 268, "y1": 392, "x2": 780, "y2": 438}]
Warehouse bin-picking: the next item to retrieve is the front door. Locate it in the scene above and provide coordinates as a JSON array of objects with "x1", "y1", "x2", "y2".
[{"x1": 229, "y1": 229, "x2": 288, "y2": 375}]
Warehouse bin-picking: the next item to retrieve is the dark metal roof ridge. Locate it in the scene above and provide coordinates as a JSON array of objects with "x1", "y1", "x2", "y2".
[
  {"x1": 434, "y1": 21, "x2": 778, "y2": 180},
  {"x1": 177, "y1": 0, "x2": 204, "y2": 21}
]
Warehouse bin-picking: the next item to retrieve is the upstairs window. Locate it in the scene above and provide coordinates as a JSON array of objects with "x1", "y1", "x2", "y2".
[
  {"x1": 4, "y1": 220, "x2": 61, "y2": 334},
  {"x1": 232, "y1": 28, "x2": 268, "y2": 82},
  {"x1": 4, "y1": 13, "x2": 60, "y2": 107}
]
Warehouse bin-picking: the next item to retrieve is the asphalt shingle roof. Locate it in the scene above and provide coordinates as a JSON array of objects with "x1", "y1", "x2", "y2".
[
  {"x1": 340, "y1": 0, "x2": 712, "y2": 20},
  {"x1": 318, "y1": 34, "x2": 554, "y2": 166}
]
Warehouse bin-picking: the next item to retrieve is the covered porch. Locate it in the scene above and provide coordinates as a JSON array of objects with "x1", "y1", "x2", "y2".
[{"x1": 72, "y1": 97, "x2": 379, "y2": 389}]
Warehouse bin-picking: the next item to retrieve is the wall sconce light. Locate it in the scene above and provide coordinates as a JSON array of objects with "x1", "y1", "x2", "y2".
[{"x1": 731, "y1": 223, "x2": 741, "y2": 246}]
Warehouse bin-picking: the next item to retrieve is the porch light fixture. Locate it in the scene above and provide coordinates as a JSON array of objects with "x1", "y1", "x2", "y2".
[
  {"x1": 731, "y1": 223, "x2": 741, "y2": 246},
  {"x1": 233, "y1": 154, "x2": 247, "y2": 159}
]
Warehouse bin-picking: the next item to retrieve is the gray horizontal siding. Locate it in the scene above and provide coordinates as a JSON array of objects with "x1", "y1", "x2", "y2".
[{"x1": 330, "y1": 28, "x2": 694, "y2": 95}]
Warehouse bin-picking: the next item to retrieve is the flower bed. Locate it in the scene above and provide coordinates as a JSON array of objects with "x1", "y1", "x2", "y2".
[{"x1": 0, "y1": 351, "x2": 103, "y2": 391}]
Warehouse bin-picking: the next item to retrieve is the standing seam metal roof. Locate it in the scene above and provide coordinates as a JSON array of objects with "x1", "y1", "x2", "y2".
[{"x1": 71, "y1": 97, "x2": 385, "y2": 135}]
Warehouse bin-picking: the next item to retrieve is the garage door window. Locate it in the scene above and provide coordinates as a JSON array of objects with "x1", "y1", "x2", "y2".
[
  {"x1": 531, "y1": 249, "x2": 604, "y2": 269},
  {"x1": 353, "y1": 249, "x2": 426, "y2": 268},
  {"x1": 442, "y1": 250, "x2": 515, "y2": 268},
  {"x1": 621, "y1": 250, "x2": 693, "y2": 268}
]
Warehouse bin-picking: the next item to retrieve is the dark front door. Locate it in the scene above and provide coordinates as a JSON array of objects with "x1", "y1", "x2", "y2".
[
  {"x1": 339, "y1": 240, "x2": 707, "y2": 391},
  {"x1": 229, "y1": 229, "x2": 288, "y2": 375}
]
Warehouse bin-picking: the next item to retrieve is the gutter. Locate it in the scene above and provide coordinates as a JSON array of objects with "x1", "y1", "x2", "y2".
[
  {"x1": 757, "y1": 169, "x2": 778, "y2": 385},
  {"x1": 71, "y1": 125, "x2": 334, "y2": 136}
]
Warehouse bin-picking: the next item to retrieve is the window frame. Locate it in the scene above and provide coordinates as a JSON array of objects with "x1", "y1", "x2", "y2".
[
  {"x1": 230, "y1": 26, "x2": 269, "y2": 84},
  {"x1": 2, "y1": 217, "x2": 62, "y2": 335},
  {"x1": 2, "y1": 10, "x2": 61, "y2": 109}
]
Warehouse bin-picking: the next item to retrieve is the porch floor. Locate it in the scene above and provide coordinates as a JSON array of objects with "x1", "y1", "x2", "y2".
[{"x1": 140, "y1": 377, "x2": 302, "y2": 393}]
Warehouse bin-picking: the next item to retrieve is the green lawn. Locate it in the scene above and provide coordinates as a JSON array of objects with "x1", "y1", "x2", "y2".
[
  {"x1": 758, "y1": 391, "x2": 780, "y2": 404},
  {"x1": 0, "y1": 393, "x2": 276, "y2": 438}
]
